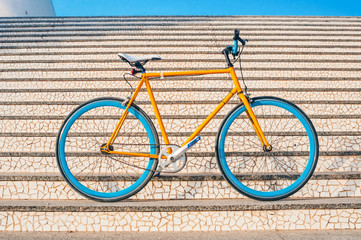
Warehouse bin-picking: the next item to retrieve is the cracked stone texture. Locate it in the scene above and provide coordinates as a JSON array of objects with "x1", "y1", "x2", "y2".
[
  {"x1": 1, "y1": 178, "x2": 361, "y2": 200},
  {"x1": 0, "y1": 16, "x2": 360, "y2": 207},
  {"x1": 1, "y1": 209, "x2": 361, "y2": 231}
]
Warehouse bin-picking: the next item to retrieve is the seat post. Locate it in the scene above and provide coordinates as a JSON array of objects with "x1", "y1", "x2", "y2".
[{"x1": 135, "y1": 62, "x2": 146, "y2": 73}]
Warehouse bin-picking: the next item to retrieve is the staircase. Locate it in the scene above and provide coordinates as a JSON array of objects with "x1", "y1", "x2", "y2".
[{"x1": 0, "y1": 15, "x2": 361, "y2": 231}]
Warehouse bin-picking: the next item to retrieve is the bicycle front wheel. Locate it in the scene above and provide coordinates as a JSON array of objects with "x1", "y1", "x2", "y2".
[
  {"x1": 56, "y1": 97, "x2": 159, "y2": 202},
  {"x1": 216, "y1": 96, "x2": 318, "y2": 201}
]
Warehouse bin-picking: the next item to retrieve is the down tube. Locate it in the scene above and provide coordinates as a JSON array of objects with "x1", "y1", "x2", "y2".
[{"x1": 182, "y1": 88, "x2": 238, "y2": 147}]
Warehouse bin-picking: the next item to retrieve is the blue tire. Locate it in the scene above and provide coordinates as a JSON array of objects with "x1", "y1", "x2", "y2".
[
  {"x1": 216, "y1": 96, "x2": 318, "y2": 201},
  {"x1": 56, "y1": 98, "x2": 159, "y2": 201}
]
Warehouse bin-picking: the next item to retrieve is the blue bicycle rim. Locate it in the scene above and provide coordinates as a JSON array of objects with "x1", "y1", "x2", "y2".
[
  {"x1": 218, "y1": 98, "x2": 316, "y2": 199},
  {"x1": 58, "y1": 99, "x2": 156, "y2": 199}
]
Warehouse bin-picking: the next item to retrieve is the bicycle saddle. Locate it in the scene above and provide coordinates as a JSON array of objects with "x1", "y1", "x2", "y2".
[{"x1": 118, "y1": 53, "x2": 161, "y2": 63}]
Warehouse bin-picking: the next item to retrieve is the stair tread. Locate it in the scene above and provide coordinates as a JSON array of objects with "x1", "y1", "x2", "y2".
[
  {"x1": 1, "y1": 172, "x2": 361, "y2": 181},
  {"x1": 0, "y1": 150, "x2": 360, "y2": 156},
  {"x1": 1, "y1": 197, "x2": 361, "y2": 212}
]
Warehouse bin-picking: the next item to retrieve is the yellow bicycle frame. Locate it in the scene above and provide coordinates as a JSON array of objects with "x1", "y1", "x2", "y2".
[{"x1": 101, "y1": 66, "x2": 271, "y2": 158}]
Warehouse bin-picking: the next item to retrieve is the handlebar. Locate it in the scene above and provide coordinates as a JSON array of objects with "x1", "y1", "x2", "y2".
[
  {"x1": 222, "y1": 29, "x2": 248, "y2": 67},
  {"x1": 233, "y1": 29, "x2": 246, "y2": 47}
]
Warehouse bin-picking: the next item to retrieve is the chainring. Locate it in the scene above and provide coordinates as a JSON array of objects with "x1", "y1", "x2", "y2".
[{"x1": 157, "y1": 145, "x2": 187, "y2": 173}]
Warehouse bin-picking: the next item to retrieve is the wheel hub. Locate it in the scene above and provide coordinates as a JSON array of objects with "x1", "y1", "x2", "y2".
[
  {"x1": 263, "y1": 145, "x2": 273, "y2": 152},
  {"x1": 100, "y1": 143, "x2": 113, "y2": 154}
]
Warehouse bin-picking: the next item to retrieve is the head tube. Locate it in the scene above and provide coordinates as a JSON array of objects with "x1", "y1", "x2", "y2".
[{"x1": 233, "y1": 40, "x2": 238, "y2": 55}]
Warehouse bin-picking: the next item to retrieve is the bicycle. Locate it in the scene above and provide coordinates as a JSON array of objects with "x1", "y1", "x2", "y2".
[{"x1": 56, "y1": 29, "x2": 319, "y2": 202}]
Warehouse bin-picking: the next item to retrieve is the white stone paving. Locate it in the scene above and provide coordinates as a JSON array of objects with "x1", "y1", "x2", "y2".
[{"x1": 0, "y1": 16, "x2": 360, "y2": 231}]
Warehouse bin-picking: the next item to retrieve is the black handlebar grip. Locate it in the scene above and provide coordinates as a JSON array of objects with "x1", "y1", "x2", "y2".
[
  {"x1": 239, "y1": 38, "x2": 246, "y2": 46},
  {"x1": 234, "y1": 29, "x2": 246, "y2": 46},
  {"x1": 233, "y1": 29, "x2": 240, "y2": 40},
  {"x1": 222, "y1": 47, "x2": 233, "y2": 67}
]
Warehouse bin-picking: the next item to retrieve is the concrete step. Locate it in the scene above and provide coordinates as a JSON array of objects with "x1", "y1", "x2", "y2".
[
  {"x1": 5, "y1": 24, "x2": 360, "y2": 30},
  {"x1": 1, "y1": 173, "x2": 361, "y2": 200},
  {"x1": 2, "y1": 35, "x2": 361, "y2": 42},
  {"x1": 0, "y1": 154, "x2": 359, "y2": 174},
  {"x1": 2, "y1": 117, "x2": 360, "y2": 136},
  {"x1": 2, "y1": 24, "x2": 361, "y2": 32},
  {"x1": 0, "y1": 114, "x2": 359, "y2": 133},
  {"x1": 0, "y1": 134, "x2": 359, "y2": 156},
  {"x1": 0, "y1": 70, "x2": 360, "y2": 82},
  {"x1": 0, "y1": 90, "x2": 359, "y2": 102},
  {"x1": 1, "y1": 78, "x2": 361, "y2": 90},
  {"x1": 1, "y1": 61, "x2": 360, "y2": 70},
  {"x1": 1, "y1": 76, "x2": 359, "y2": 84},
  {"x1": 2, "y1": 42, "x2": 361, "y2": 50},
  {"x1": 1, "y1": 57, "x2": 361, "y2": 64},
  {"x1": 1, "y1": 49, "x2": 360, "y2": 57},
  {"x1": 1, "y1": 79, "x2": 360, "y2": 91},
  {"x1": 1, "y1": 197, "x2": 361, "y2": 231},
  {"x1": 1, "y1": 101, "x2": 361, "y2": 117},
  {"x1": 1, "y1": 68, "x2": 360, "y2": 76},
  {"x1": 2, "y1": 31, "x2": 361, "y2": 40},
  {"x1": 1, "y1": 26, "x2": 360, "y2": 37},
  {"x1": 1, "y1": 19, "x2": 361, "y2": 27},
  {"x1": 2, "y1": 47, "x2": 360, "y2": 57},
  {"x1": 1, "y1": 229, "x2": 361, "y2": 240},
  {"x1": 1, "y1": 53, "x2": 361, "y2": 61},
  {"x1": 1, "y1": 39, "x2": 361, "y2": 48}
]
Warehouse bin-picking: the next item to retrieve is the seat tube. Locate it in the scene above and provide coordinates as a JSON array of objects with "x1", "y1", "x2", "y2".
[{"x1": 144, "y1": 77, "x2": 171, "y2": 147}]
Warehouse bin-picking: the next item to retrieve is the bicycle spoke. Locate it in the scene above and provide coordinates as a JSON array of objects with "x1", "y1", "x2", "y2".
[
  {"x1": 271, "y1": 119, "x2": 302, "y2": 144},
  {"x1": 272, "y1": 136, "x2": 309, "y2": 147},
  {"x1": 269, "y1": 105, "x2": 281, "y2": 143}
]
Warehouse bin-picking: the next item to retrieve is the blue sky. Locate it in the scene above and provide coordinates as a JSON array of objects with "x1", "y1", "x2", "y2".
[{"x1": 52, "y1": 0, "x2": 361, "y2": 16}]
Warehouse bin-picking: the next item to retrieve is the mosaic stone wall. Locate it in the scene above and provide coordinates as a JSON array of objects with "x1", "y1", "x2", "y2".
[
  {"x1": 0, "y1": 16, "x2": 361, "y2": 231},
  {"x1": 1, "y1": 178, "x2": 361, "y2": 200},
  {"x1": 1, "y1": 209, "x2": 361, "y2": 231}
]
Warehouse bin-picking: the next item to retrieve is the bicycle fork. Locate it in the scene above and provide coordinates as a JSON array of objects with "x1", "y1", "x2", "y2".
[
  {"x1": 238, "y1": 92, "x2": 272, "y2": 151},
  {"x1": 229, "y1": 68, "x2": 272, "y2": 151}
]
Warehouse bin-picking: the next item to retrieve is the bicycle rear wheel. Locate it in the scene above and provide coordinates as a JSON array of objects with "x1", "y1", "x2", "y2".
[
  {"x1": 216, "y1": 96, "x2": 318, "y2": 201},
  {"x1": 56, "y1": 97, "x2": 159, "y2": 202}
]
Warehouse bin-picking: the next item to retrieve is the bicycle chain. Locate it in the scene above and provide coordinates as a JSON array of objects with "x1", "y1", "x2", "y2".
[
  {"x1": 107, "y1": 143, "x2": 188, "y2": 173},
  {"x1": 108, "y1": 143, "x2": 166, "y2": 173},
  {"x1": 108, "y1": 155, "x2": 159, "y2": 173}
]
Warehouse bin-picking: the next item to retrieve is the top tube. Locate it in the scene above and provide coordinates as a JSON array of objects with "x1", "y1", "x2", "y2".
[{"x1": 144, "y1": 68, "x2": 233, "y2": 78}]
